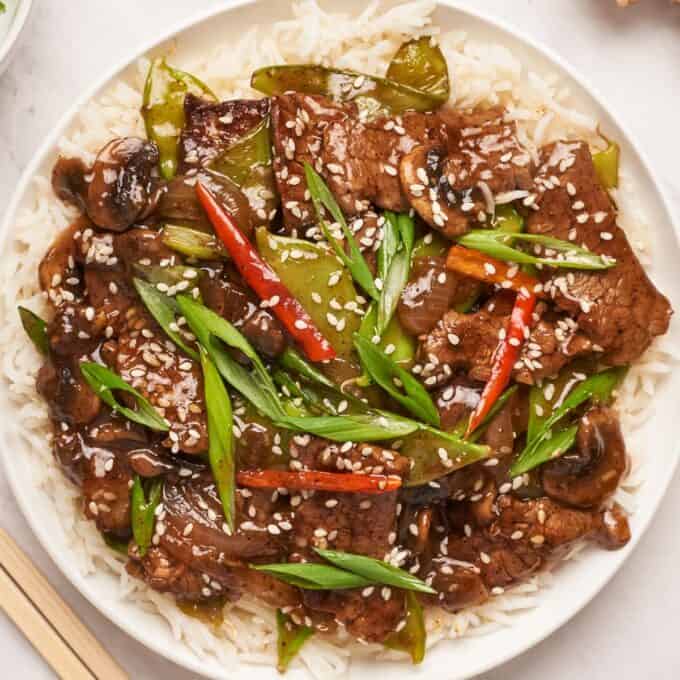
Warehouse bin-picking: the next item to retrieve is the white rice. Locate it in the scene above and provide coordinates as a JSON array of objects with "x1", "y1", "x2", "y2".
[{"x1": 0, "y1": 1, "x2": 676, "y2": 677}]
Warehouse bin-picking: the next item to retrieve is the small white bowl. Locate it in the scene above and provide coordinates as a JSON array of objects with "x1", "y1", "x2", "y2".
[{"x1": 0, "y1": 0, "x2": 33, "y2": 77}]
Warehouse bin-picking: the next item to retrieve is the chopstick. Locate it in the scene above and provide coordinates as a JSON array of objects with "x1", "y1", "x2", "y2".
[{"x1": 0, "y1": 528, "x2": 128, "y2": 680}]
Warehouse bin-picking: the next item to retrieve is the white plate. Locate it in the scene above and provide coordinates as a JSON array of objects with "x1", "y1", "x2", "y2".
[
  {"x1": 1, "y1": 1, "x2": 679, "y2": 679},
  {"x1": 0, "y1": 0, "x2": 33, "y2": 77}
]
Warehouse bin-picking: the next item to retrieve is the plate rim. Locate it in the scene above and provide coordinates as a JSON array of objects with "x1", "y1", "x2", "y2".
[{"x1": 1, "y1": 1, "x2": 679, "y2": 678}]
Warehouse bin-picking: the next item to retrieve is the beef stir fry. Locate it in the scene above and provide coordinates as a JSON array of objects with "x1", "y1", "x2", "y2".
[{"x1": 22, "y1": 38, "x2": 672, "y2": 668}]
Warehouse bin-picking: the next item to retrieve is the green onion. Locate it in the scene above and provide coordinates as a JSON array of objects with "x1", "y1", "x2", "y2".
[
  {"x1": 315, "y1": 549, "x2": 435, "y2": 594},
  {"x1": 397, "y1": 212, "x2": 415, "y2": 256},
  {"x1": 513, "y1": 424, "x2": 579, "y2": 475},
  {"x1": 162, "y1": 224, "x2": 226, "y2": 260},
  {"x1": 251, "y1": 563, "x2": 373, "y2": 590},
  {"x1": 379, "y1": 212, "x2": 401, "y2": 280},
  {"x1": 384, "y1": 591, "x2": 426, "y2": 664},
  {"x1": 511, "y1": 367, "x2": 626, "y2": 477},
  {"x1": 102, "y1": 533, "x2": 130, "y2": 556},
  {"x1": 457, "y1": 230, "x2": 616, "y2": 270},
  {"x1": 279, "y1": 347, "x2": 337, "y2": 391},
  {"x1": 79, "y1": 363, "x2": 169, "y2": 431},
  {"x1": 200, "y1": 348, "x2": 236, "y2": 531},
  {"x1": 131, "y1": 476, "x2": 163, "y2": 557},
  {"x1": 451, "y1": 385, "x2": 518, "y2": 442},
  {"x1": 18, "y1": 306, "x2": 49, "y2": 355},
  {"x1": 282, "y1": 411, "x2": 418, "y2": 442},
  {"x1": 304, "y1": 163, "x2": 380, "y2": 301},
  {"x1": 354, "y1": 334, "x2": 439, "y2": 427},
  {"x1": 133, "y1": 278, "x2": 199, "y2": 360},
  {"x1": 276, "y1": 610, "x2": 314, "y2": 673}
]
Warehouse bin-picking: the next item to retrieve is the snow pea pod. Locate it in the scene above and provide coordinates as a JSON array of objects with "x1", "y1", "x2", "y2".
[{"x1": 142, "y1": 58, "x2": 216, "y2": 179}]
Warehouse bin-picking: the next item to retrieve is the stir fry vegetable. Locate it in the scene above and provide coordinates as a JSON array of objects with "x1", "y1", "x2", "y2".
[
  {"x1": 384, "y1": 592, "x2": 426, "y2": 664},
  {"x1": 386, "y1": 36, "x2": 449, "y2": 104},
  {"x1": 18, "y1": 306, "x2": 49, "y2": 355},
  {"x1": 446, "y1": 245, "x2": 541, "y2": 295},
  {"x1": 593, "y1": 141, "x2": 620, "y2": 189},
  {"x1": 279, "y1": 347, "x2": 338, "y2": 391},
  {"x1": 457, "y1": 231, "x2": 616, "y2": 271},
  {"x1": 133, "y1": 278, "x2": 199, "y2": 360},
  {"x1": 256, "y1": 550, "x2": 436, "y2": 594},
  {"x1": 511, "y1": 366, "x2": 626, "y2": 476},
  {"x1": 131, "y1": 476, "x2": 163, "y2": 557},
  {"x1": 142, "y1": 58, "x2": 215, "y2": 179},
  {"x1": 79, "y1": 363, "x2": 169, "y2": 431},
  {"x1": 162, "y1": 224, "x2": 226, "y2": 260},
  {"x1": 196, "y1": 181, "x2": 337, "y2": 362},
  {"x1": 466, "y1": 289, "x2": 537, "y2": 436},
  {"x1": 354, "y1": 334, "x2": 439, "y2": 426},
  {"x1": 256, "y1": 228, "x2": 362, "y2": 359},
  {"x1": 201, "y1": 348, "x2": 236, "y2": 531},
  {"x1": 237, "y1": 469, "x2": 401, "y2": 494},
  {"x1": 315, "y1": 549, "x2": 436, "y2": 594},
  {"x1": 276, "y1": 610, "x2": 314, "y2": 673},
  {"x1": 304, "y1": 163, "x2": 379, "y2": 301}
]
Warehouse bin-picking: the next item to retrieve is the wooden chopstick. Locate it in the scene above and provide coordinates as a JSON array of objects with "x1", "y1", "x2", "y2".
[{"x1": 0, "y1": 528, "x2": 128, "y2": 680}]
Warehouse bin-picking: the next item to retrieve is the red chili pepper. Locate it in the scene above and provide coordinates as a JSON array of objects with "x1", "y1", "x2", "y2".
[
  {"x1": 446, "y1": 245, "x2": 543, "y2": 297},
  {"x1": 237, "y1": 469, "x2": 402, "y2": 494},
  {"x1": 196, "y1": 182, "x2": 336, "y2": 362},
  {"x1": 466, "y1": 288, "x2": 537, "y2": 436}
]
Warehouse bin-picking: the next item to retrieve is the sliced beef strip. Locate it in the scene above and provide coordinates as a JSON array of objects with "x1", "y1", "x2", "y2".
[
  {"x1": 321, "y1": 109, "x2": 446, "y2": 218},
  {"x1": 429, "y1": 494, "x2": 630, "y2": 608},
  {"x1": 398, "y1": 255, "x2": 481, "y2": 336},
  {"x1": 155, "y1": 469, "x2": 290, "y2": 579},
  {"x1": 271, "y1": 93, "x2": 353, "y2": 234},
  {"x1": 400, "y1": 107, "x2": 532, "y2": 238},
  {"x1": 418, "y1": 294, "x2": 593, "y2": 386},
  {"x1": 199, "y1": 262, "x2": 286, "y2": 358},
  {"x1": 528, "y1": 140, "x2": 672, "y2": 364},
  {"x1": 178, "y1": 94, "x2": 270, "y2": 172},
  {"x1": 114, "y1": 306, "x2": 208, "y2": 455}
]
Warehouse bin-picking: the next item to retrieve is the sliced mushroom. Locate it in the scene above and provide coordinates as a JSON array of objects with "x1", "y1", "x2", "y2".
[
  {"x1": 51, "y1": 156, "x2": 89, "y2": 210},
  {"x1": 542, "y1": 406, "x2": 627, "y2": 508},
  {"x1": 399, "y1": 143, "x2": 470, "y2": 238},
  {"x1": 86, "y1": 137, "x2": 161, "y2": 231}
]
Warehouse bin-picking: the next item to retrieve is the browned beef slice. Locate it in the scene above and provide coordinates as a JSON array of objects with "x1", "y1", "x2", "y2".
[
  {"x1": 302, "y1": 588, "x2": 405, "y2": 643},
  {"x1": 199, "y1": 263, "x2": 286, "y2": 358},
  {"x1": 115, "y1": 307, "x2": 208, "y2": 455},
  {"x1": 398, "y1": 255, "x2": 481, "y2": 336},
  {"x1": 400, "y1": 107, "x2": 532, "y2": 238},
  {"x1": 178, "y1": 94, "x2": 270, "y2": 171},
  {"x1": 321, "y1": 110, "x2": 446, "y2": 218},
  {"x1": 155, "y1": 470, "x2": 290, "y2": 578},
  {"x1": 528, "y1": 140, "x2": 672, "y2": 364},
  {"x1": 419, "y1": 295, "x2": 592, "y2": 386},
  {"x1": 271, "y1": 93, "x2": 353, "y2": 233}
]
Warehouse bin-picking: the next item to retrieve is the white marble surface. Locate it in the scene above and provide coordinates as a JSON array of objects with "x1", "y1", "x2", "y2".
[{"x1": 1, "y1": 1, "x2": 679, "y2": 678}]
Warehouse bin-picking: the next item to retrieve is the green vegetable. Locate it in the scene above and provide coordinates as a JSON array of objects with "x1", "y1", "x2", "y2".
[
  {"x1": 457, "y1": 230, "x2": 616, "y2": 270},
  {"x1": 131, "y1": 476, "x2": 163, "y2": 557},
  {"x1": 377, "y1": 248, "x2": 410, "y2": 335},
  {"x1": 386, "y1": 36, "x2": 449, "y2": 104},
  {"x1": 0, "y1": 3, "x2": 5, "y2": 14},
  {"x1": 315, "y1": 549, "x2": 435, "y2": 594},
  {"x1": 378, "y1": 212, "x2": 401, "y2": 281},
  {"x1": 102, "y1": 533, "x2": 130, "y2": 556},
  {"x1": 133, "y1": 278, "x2": 199, "y2": 360},
  {"x1": 354, "y1": 334, "x2": 439, "y2": 427},
  {"x1": 79, "y1": 363, "x2": 169, "y2": 431},
  {"x1": 304, "y1": 163, "x2": 380, "y2": 301},
  {"x1": 200, "y1": 348, "x2": 236, "y2": 531},
  {"x1": 177, "y1": 295, "x2": 286, "y2": 420},
  {"x1": 397, "y1": 213, "x2": 416, "y2": 257},
  {"x1": 384, "y1": 592, "x2": 426, "y2": 664},
  {"x1": 515, "y1": 424, "x2": 579, "y2": 475},
  {"x1": 493, "y1": 204, "x2": 525, "y2": 234},
  {"x1": 411, "y1": 232, "x2": 448, "y2": 260},
  {"x1": 276, "y1": 610, "x2": 314, "y2": 673},
  {"x1": 593, "y1": 142, "x2": 620, "y2": 189},
  {"x1": 134, "y1": 263, "x2": 202, "y2": 292},
  {"x1": 450, "y1": 384, "x2": 519, "y2": 442},
  {"x1": 251, "y1": 563, "x2": 373, "y2": 590},
  {"x1": 359, "y1": 304, "x2": 416, "y2": 366},
  {"x1": 282, "y1": 411, "x2": 419, "y2": 442},
  {"x1": 256, "y1": 227, "x2": 362, "y2": 359},
  {"x1": 279, "y1": 347, "x2": 337, "y2": 391},
  {"x1": 210, "y1": 117, "x2": 278, "y2": 220},
  {"x1": 162, "y1": 224, "x2": 226, "y2": 260},
  {"x1": 18, "y1": 306, "x2": 49, "y2": 355},
  {"x1": 512, "y1": 367, "x2": 626, "y2": 476},
  {"x1": 142, "y1": 58, "x2": 216, "y2": 180},
  {"x1": 252, "y1": 65, "x2": 445, "y2": 119}
]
